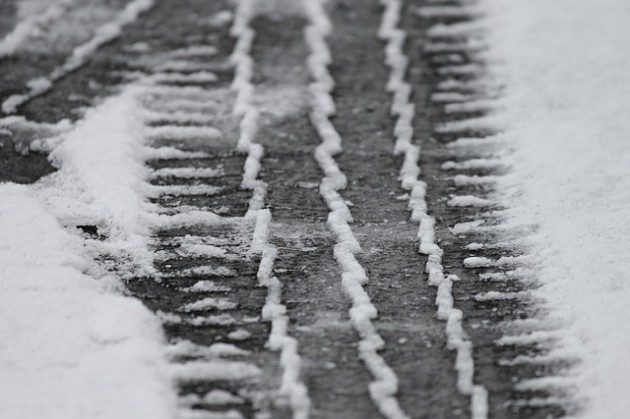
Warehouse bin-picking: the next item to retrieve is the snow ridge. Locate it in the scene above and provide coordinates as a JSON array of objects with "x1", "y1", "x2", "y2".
[
  {"x1": 230, "y1": 2, "x2": 310, "y2": 417},
  {"x1": 378, "y1": 1, "x2": 488, "y2": 417},
  {"x1": 304, "y1": 1, "x2": 409, "y2": 418},
  {"x1": 2, "y1": 0, "x2": 155, "y2": 114}
]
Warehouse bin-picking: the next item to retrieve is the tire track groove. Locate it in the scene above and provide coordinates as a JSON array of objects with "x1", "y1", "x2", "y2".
[
  {"x1": 230, "y1": 2, "x2": 310, "y2": 417},
  {"x1": 410, "y1": 0, "x2": 574, "y2": 416},
  {"x1": 304, "y1": 1, "x2": 409, "y2": 418}
]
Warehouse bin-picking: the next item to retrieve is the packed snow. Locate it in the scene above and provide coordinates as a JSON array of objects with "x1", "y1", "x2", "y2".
[{"x1": 481, "y1": 0, "x2": 630, "y2": 416}]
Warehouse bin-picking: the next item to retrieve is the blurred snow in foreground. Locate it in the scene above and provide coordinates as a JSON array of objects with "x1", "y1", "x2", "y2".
[
  {"x1": 0, "y1": 185, "x2": 175, "y2": 419},
  {"x1": 483, "y1": 0, "x2": 630, "y2": 416}
]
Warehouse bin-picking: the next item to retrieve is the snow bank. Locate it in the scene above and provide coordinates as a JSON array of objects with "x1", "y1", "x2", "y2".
[
  {"x1": 35, "y1": 87, "x2": 155, "y2": 275},
  {"x1": 0, "y1": 184, "x2": 175, "y2": 419},
  {"x1": 481, "y1": 0, "x2": 630, "y2": 416}
]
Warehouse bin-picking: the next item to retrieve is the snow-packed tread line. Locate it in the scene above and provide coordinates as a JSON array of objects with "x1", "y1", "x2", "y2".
[
  {"x1": 137, "y1": 74, "x2": 259, "y2": 418},
  {"x1": 378, "y1": 1, "x2": 488, "y2": 418},
  {"x1": 230, "y1": 2, "x2": 311, "y2": 417},
  {"x1": 1, "y1": 0, "x2": 155, "y2": 114},
  {"x1": 104, "y1": 21, "x2": 266, "y2": 416},
  {"x1": 304, "y1": 2, "x2": 409, "y2": 418},
  {"x1": 421, "y1": 1, "x2": 543, "y2": 321}
]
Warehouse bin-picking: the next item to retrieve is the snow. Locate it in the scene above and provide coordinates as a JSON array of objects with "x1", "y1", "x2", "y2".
[
  {"x1": 441, "y1": 158, "x2": 504, "y2": 171},
  {"x1": 170, "y1": 360, "x2": 261, "y2": 382},
  {"x1": 149, "y1": 184, "x2": 222, "y2": 197},
  {"x1": 179, "y1": 389, "x2": 244, "y2": 406},
  {"x1": 447, "y1": 195, "x2": 493, "y2": 208},
  {"x1": 452, "y1": 175, "x2": 499, "y2": 187},
  {"x1": 179, "y1": 298, "x2": 237, "y2": 312},
  {"x1": 494, "y1": 331, "x2": 561, "y2": 347},
  {"x1": 166, "y1": 341, "x2": 249, "y2": 358},
  {"x1": 143, "y1": 146, "x2": 210, "y2": 160},
  {"x1": 179, "y1": 409, "x2": 244, "y2": 419},
  {"x1": 473, "y1": 291, "x2": 530, "y2": 302},
  {"x1": 480, "y1": 0, "x2": 630, "y2": 416},
  {"x1": 151, "y1": 167, "x2": 222, "y2": 179},
  {"x1": 146, "y1": 125, "x2": 223, "y2": 141},
  {"x1": 182, "y1": 281, "x2": 231, "y2": 293},
  {"x1": 179, "y1": 242, "x2": 236, "y2": 259},
  {"x1": 228, "y1": 329, "x2": 251, "y2": 341},
  {"x1": 169, "y1": 45, "x2": 219, "y2": 58},
  {"x1": 415, "y1": 5, "x2": 484, "y2": 19},
  {"x1": 159, "y1": 312, "x2": 238, "y2": 327},
  {"x1": 0, "y1": 184, "x2": 175, "y2": 419},
  {"x1": 153, "y1": 210, "x2": 236, "y2": 230},
  {"x1": 35, "y1": 87, "x2": 155, "y2": 276}
]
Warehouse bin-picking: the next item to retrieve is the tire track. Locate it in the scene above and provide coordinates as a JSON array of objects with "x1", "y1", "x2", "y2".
[
  {"x1": 129, "y1": 2, "x2": 311, "y2": 417},
  {"x1": 378, "y1": 1, "x2": 487, "y2": 417},
  {"x1": 304, "y1": 1, "x2": 409, "y2": 418},
  {"x1": 2, "y1": 0, "x2": 155, "y2": 114},
  {"x1": 230, "y1": 2, "x2": 310, "y2": 417},
  {"x1": 248, "y1": 8, "x2": 390, "y2": 417},
  {"x1": 406, "y1": 1, "x2": 574, "y2": 417},
  {"x1": 111, "y1": 4, "x2": 280, "y2": 418},
  {"x1": 130, "y1": 59, "x2": 271, "y2": 419}
]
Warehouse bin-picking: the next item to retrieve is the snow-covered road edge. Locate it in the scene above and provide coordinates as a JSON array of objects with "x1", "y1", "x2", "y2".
[{"x1": 480, "y1": 0, "x2": 630, "y2": 417}]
